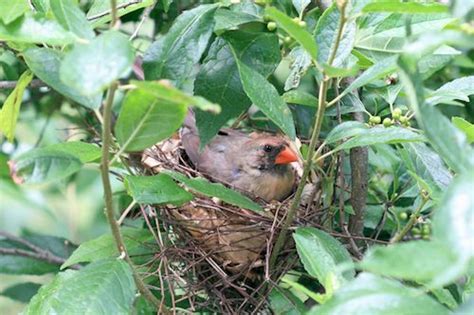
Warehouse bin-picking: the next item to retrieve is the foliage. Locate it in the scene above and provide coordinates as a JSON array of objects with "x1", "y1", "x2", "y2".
[{"x1": 0, "y1": 0, "x2": 473, "y2": 313}]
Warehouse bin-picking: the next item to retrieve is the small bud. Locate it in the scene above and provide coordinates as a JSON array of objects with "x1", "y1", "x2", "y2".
[
  {"x1": 399, "y1": 116, "x2": 408, "y2": 124},
  {"x1": 369, "y1": 116, "x2": 381, "y2": 125},
  {"x1": 298, "y1": 20, "x2": 307, "y2": 28},
  {"x1": 398, "y1": 212, "x2": 408, "y2": 220},
  {"x1": 383, "y1": 118, "x2": 393, "y2": 127},
  {"x1": 412, "y1": 227, "x2": 421, "y2": 235},
  {"x1": 267, "y1": 21, "x2": 277, "y2": 31},
  {"x1": 292, "y1": 17, "x2": 300, "y2": 23},
  {"x1": 392, "y1": 108, "x2": 402, "y2": 120},
  {"x1": 284, "y1": 36, "x2": 292, "y2": 44}
]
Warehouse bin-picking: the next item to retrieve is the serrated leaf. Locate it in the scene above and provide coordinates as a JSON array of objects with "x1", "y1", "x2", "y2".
[
  {"x1": 309, "y1": 273, "x2": 449, "y2": 315},
  {"x1": 143, "y1": 4, "x2": 218, "y2": 87},
  {"x1": 293, "y1": 227, "x2": 354, "y2": 290},
  {"x1": 0, "y1": 13, "x2": 76, "y2": 46},
  {"x1": 163, "y1": 170, "x2": 263, "y2": 213},
  {"x1": 9, "y1": 150, "x2": 83, "y2": 184},
  {"x1": 265, "y1": 7, "x2": 317, "y2": 61},
  {"x1": 235, "y1": 57, "x2": 296, "y2": 139},
  {"x1": 0, "y1": 0, "x2": 30, "y2": 24},
  {"x1": 427, "y1": 76, "x2": 474, "y2": 106},
  {"x1": 0, "y1": 70, "x2": 33, "y2": 142},
  {"x1": 23, "y1": 47, "x2": 102, "y2": 109},
  {"x1": 314, "y1": 4, "x2": 356, "y2": 67},
  {"x1": 50, "y1": 0, "x2": 94, "y2": 40},
  {"x1": 124, "y1": 174, "x2": 193, "y2": 206},
  {"x1": 61, "y1": 228, "x2": 152, "y2": 269},
  {"x1": 25, "y1": 259, "x2": 136, "y2": 314},
  {"x1": 60, "y1": 30, "x2": 133, "y2": 96}
]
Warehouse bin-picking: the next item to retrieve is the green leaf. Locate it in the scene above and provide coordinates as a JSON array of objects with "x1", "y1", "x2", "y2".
[
  {"x1": 309, "y1": 273, "x2": 449, "y2": 315},
  {"x1": 235, "y1": 58, "x2": 296, "y2": 139},
  {"x1": 0, "y1": 0, "x2": 30, "y2": 24},
  {"x1": 9, "y1": 149, "x2": 83, "y2": 184},
  {"x1": 330, "y1": 123, "x2": 425, "y2": 151},
  {"x1": 163, "y1": 170, "x2": 264, "y2": 213},
  {"x1": 87, "y1": 0, "x2": 153, "y2": 27},
  {"x1": 314, "y1": 4, "x2": 356, "y2": 67},
  {"x1": 292, "y1": 0, "x2": 310, "y2": 16},
  {"x1": 25, "y1": 259, "x2": 136, "y2": 314},
  {"x1": 285, "y1": 46, "x2": 312, "y2": 91},
  {"x1": 0, "y1": 70, "x2": 33, "y2": 142},
  {"x1": 60, "y1": 30, "x2": 133, "y2": 96},
  {"x1": 282, "y1": 90, "x2": 318, "y2": 107},
  {"x1": 265, "y1": 7, "x2": 317, "y2": 61},
  {"x1": 427, "y1": 76, "x2": 474, "y2": 106},
  {"x1": 324, "y1": 121, "x2": 367, "y2": 144},
  {"x1": 194, "y1": 31, "x2": 280, "y2": 147},
  {"x1": 431, "y1": 288, "x2": 458, "y2": 310},
  {"x1": 124, "y1": 174, "x2": 193, "y2": 206},
  {"x1": 42, "y1": 141, "x2": 101, "y2": 163},
  {"x1": 0, "y1": 14, "x2": 76, "y2": 46},
  {"x1": 132, "y1": 80, "x2": 220, "y2": 113},
  {"x1": 50, "y1": 0, "x2": 94, "y2": 40},
  {"x1": 61, "y1": 228, "x2": 152, "y2": 269},
  {"x1": 114, "y1": 89, "x2": 187, "y2": 152},
  {"x1": 269, "y1": 287, "x2": 306, "y2": 315},
  {"x1": 23, "y1": 47, "x2": 102, "y2": 109},
  {"x1": 143, "y1": 4, "x2": 218, "y2": 86},
  {"x1": 400, "y1": 143, "x2": 452, "y2": 191},
  {"x1": 293, "y1": 227, "x2": 354, "y2": 290},
  {"x1": 336, "y1": 56, "x2": 398, "y2": 102},
  {"x1": 1, "y1": 282, "x2": 41, "y2": 303},
  {"x1": 359, "y1": 241, "x2": 459, "y2": 283},
  {"x1": 398, "y1": 55, "x2": 474, "y2": 173},
  {"x1": 214, "y1": 7, "x2": 261, "y2": 34},
  {"x1": 362, "y1": 2, "x2": 448, "y2": 14},
  {"x1": 431, "y1": 171, "x2": 474, "y2": 286},
  {"x1": 452, "y1": 117, "x2": 474, "y2": 144}
]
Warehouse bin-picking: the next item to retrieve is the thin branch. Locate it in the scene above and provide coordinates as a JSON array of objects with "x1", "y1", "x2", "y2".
[
  {"x1": 87, "y1": 0, "x2": 142, "y2": 21},
  {"x1": 0, "y1": 231, "x2": 80, "y2": 269},
  {"x1": 0, "y1": 79, "x2": 46, "y2": 89}
]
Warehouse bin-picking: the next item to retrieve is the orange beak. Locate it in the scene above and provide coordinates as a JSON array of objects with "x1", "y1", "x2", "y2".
[{"x1": 275, "y1": 146, "x2": 298, "y2": 165}]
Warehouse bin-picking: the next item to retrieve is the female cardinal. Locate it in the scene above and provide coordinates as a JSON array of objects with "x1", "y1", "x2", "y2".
[{"x1": 181, "y1": 114, "x2": 298, "y2": 202}]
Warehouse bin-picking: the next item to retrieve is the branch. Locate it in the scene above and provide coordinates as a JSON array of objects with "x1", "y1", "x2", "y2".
[
  {"x1": 0, "y1": 79, "x2": 46, "y2": 89},
  {"x1": 0, "y1": 231, "x2": 79, "y2": 269},
  {"x1": 87, "y1": 0, "x2": 142, "y2": 21}
]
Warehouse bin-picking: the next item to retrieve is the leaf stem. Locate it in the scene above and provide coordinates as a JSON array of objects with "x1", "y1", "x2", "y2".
[
  {"x1": 100, "y1": 81, "x2": 165, "y2": 312},
  {"x1": 270, "y1": 77, "x2": 330, "y2": 269},
  {"x1": 390, "y1": 194, "x2": 429, "y2": 243}
]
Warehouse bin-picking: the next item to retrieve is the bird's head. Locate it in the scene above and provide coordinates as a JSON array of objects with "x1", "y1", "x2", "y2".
[{"x1": 240, "y1": 134, "x2": 299, "y2": 174}]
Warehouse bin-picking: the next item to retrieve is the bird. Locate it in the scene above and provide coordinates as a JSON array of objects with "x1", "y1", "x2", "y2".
[{"x1": 180, "y1": 113, "x2": 298, "y2": 202}]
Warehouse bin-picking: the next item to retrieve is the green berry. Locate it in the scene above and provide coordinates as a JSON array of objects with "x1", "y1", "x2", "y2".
[
  {"x1": 392, "y1": 108, "x2": 402, "y2": 120},
  {"x1": 298, "y1": 20, "x2": 307, "y2": 28},
  {"x1": 399, "y1": 116, "x2": 408, "y2": 124},
  {"x1": 383, "y1": 118, "x2": 393, "y2": 127},
  {"x1": 422, "y1": 234, "x2": 430, "y2": 240},
  {"x1": 398, "y1": 212, "x2": 408, "y2": 220},
  {"x1": 412, "y1": 227, "x2": 421, "y2": 235},
  {"x1": 284, "y1": 36, "x2": 292, "y2": 44},
  {"x1": 369, "y1": 116, "x2": 381, "y2": 124},
  {"x1": 422, "y1": 224, "x2": 431, "y2": 235},
  {"x1": 267, "y1": 21, "x2": 277, "y2": 31},
  {"x1": 292, "y1": 17, "x2": 300, "y2": 23}
]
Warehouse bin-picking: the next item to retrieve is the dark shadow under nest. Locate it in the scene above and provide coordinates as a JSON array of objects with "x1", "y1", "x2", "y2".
[{"x1": 136, "y1": 137, "x2": 327, "y2": 314}]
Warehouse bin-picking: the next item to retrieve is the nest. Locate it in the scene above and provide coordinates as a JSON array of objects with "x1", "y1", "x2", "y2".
[{"x1": 138, "y1": 136, "x2": 322, "y2": 313}]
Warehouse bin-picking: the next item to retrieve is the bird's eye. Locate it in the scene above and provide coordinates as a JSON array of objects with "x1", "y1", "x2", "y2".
[{"x1": 263, "y1": 144, "x2": 273, "y2": 152}]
